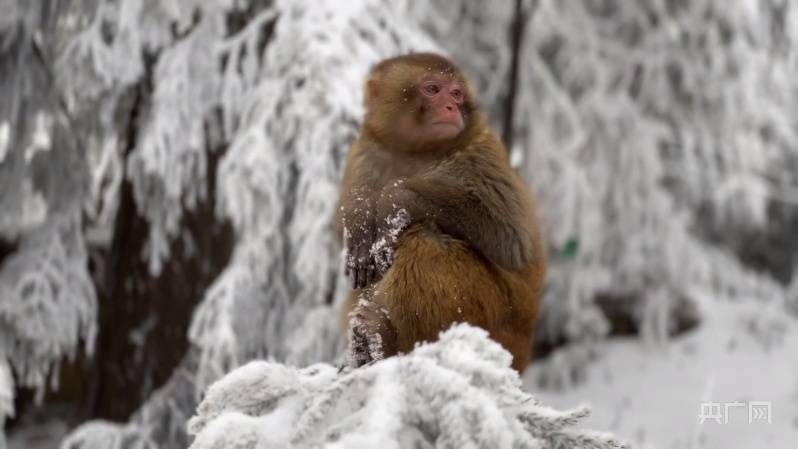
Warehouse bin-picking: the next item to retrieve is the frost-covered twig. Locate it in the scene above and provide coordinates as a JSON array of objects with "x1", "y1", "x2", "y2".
[{"x1": 188, "y1": 324, "x2": 627, "y2": 449}]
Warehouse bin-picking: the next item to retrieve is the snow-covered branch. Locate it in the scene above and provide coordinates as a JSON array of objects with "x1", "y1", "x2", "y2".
[{"x1": 188, "y1": 324, "x2": 626, "y2": 449}]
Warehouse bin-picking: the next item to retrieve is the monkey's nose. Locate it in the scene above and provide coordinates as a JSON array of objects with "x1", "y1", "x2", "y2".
[{"x1": 445, "y1": 104, "x2": 454, "y2": 111}]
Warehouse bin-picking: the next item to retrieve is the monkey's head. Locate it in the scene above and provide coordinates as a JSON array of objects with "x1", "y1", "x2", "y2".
[{"x1": 363, "y1": 53, "x2": 478, "y2": 152}]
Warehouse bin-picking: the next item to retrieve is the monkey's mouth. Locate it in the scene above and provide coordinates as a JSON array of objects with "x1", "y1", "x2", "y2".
[{"x1": 431, "y1": 120, "x2": 463, "y2": 131}]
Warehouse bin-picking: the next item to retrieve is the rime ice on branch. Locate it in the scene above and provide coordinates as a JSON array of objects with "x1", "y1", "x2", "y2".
[
  {"x1": 508, "y1": 0, "x2": 793, "y2": 377},
  {"x1": 188, "y1": 324, "x2": 626, "y2": 449}
]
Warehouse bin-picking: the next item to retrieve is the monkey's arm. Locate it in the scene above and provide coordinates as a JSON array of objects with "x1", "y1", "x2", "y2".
[
  {"x1": 378, "y1": 151, "x2": 535, "y2": 272},
  {"x1": 338, "y1": 148, "x2": 385, "y2": 289}
]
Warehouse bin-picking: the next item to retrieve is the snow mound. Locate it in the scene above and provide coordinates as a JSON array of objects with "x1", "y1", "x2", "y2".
[
  {"x1": 187, "y1": 324, "x2": 626, "y2": 449},
  {"x1": 60, "y1": 420, "x2": 154, "y2": 449}
]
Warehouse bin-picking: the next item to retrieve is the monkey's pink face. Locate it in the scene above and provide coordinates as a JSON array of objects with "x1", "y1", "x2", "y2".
[{"x1": 417, "y1": 75, "x2": 466, "y2": 141}]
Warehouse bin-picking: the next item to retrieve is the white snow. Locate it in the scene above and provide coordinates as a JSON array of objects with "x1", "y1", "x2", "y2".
[
  {"x1": 0, "y1": 359, "x2": 12, "y2": 447},
  {"x1": 188, "y1": 324, "x2": 626, "y2": 449},
  {"x1": 0, "y1": 214, "x2": 97, "y2": 400},
  {"x1": 24, "y1": 112, "x2": 52, "y2": 163},
  {"x1": 0, "y1": 122, "x2": 9, "y2": 163},
  {"x1": 59, "y1": 421, "x2": 154, "y2": 449},
  {"x1": 347, "y1": 298, "x2": 392, "y2": 366},
  {"x1": 370, "y1": 208, "x2": 410, "y2": 273},
  {"x1": 525, "y1": 293, "x2": 798, "y2": 449}
]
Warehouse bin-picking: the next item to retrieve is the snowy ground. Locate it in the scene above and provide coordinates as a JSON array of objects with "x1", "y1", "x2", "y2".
[
  {"x1": 9, "y1": 294, "x2": 798, "y2": 449},
  {"x1": 8, "y1": 419, "x2": 67, "y2": 449},
  {"x1": 524, "y1": 294, "x2": 798, "y2": 449}
]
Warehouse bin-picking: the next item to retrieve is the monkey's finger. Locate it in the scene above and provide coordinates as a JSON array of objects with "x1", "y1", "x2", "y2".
[
  {"x1": 344, "y1": 252, "x2": 355, "y2": 277},
  {"x1": 375, "y1": 250, "x2": 390, "y2": 275},
  {"x1": 382, "y1": 250, "x2": 392, "y2": 271},
  {"x1": 372, "y1": 251, "x2": 384, "y2": 273},
  {"x1": 361, "y1": 267, "x2": 369, "y2": 287},
  {"x1": 356, "y1": 264, "x2": 367, "y2": 289},
  {"x1": 358, "y1": 266, "x2": 367, "y2": 289},
  {"x1": 346, "y1": 260, "x2": 357, "y2": 280},
  {"x1": 370, "y1": 256, "x2": 379, "y2": 282}
]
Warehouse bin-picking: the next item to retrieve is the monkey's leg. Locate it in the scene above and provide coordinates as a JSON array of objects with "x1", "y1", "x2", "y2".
[
  {"x1": 343, "y1": 289, "x2": 398, "y2": 367},
  {"x1": 373, "y1": 226, "x2": 537, "y2": 372}
]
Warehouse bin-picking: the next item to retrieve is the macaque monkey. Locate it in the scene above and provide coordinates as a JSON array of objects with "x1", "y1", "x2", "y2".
[{"x1": 336, "y1": 53, "x2": 545, "y2": 372}]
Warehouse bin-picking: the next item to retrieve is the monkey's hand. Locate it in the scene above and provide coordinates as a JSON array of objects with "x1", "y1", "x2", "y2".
[
  {"x1": 348, "y1": 298, "x2": 397, "y2": 367},
  {"x1": 343, "y1": 205, "x2": 379, "y2": 289}
]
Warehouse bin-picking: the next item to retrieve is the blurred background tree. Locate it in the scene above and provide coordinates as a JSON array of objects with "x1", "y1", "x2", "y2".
[{"x1": 1, "y1": 0, "x2": 796, "y2": 448}]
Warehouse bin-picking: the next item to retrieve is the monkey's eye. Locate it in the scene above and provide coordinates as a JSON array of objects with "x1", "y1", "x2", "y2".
[
  {"x1": 423, "y1": 83, "x2": 441, "y2": 95},
  {"x1": 450, "y1": 89, "x2": 463, "y2": 101}
]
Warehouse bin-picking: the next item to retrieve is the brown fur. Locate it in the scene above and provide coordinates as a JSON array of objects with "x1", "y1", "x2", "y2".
[{"x1": 336, "y1": 53, "x2": 546, "y2": 373}]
